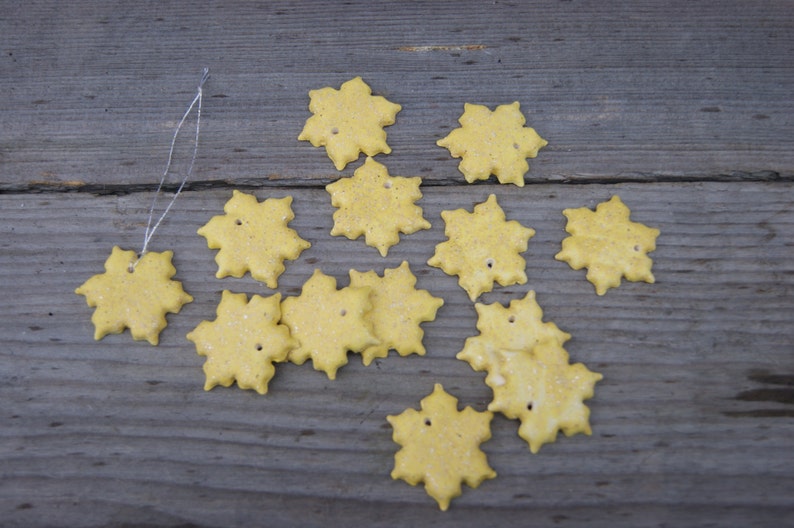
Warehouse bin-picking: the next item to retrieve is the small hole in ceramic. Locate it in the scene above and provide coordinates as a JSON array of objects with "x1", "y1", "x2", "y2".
[
  {"x1": 424, "y1": 418, "x2": 432, "y2": 426},
  {"x1": 527, "y1": 402, "x2": 533, "y2": 411},
  {"x1": 513, "y1": 143, "x2": 520, "y2": 149},
  {"x1": 331, "y1": 127, "x2": 339, "y2": 135},
  {"x1": 255, "y1": 344, "x2": 263, "y2": 351},
  {"x1": 340, "y1": 309, "x2": 347, "y2": 317},
  {"x1": 486, "y1": 258, "x2": 495, "y2": 269},
  {"x1": 236, "y1": 219, "x2": 243, "y2": 226},
  {"x1": 633, "y1": 245, "x2": 640, "y2": 251},
  {"x1": 383, "y1": 180, "x2": 392, "y2": 189},
  {"x1": 508, "y1": 315, "x2": 516, "y2": 323}
]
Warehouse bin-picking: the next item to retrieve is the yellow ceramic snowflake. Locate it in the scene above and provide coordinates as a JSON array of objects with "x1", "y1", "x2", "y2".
[
  {"x1": 437, "y1": 102, "x2": 547, "y2": 187},
  {"x1": 487, "y1": 341, "x2": 602, "y2": 453},
  {"x1": 197, "y1": 191, "x2": 310, "y2": 289},
  {"x1": 326, "y1": 157, "x2": 431, "y2": 256},
  {"x1": 349, "y1": 261, "x2": 444, "y2": 366},
  {"x1": 428, "y1": 194, "x2": 535, "y2": 301},
  {"x1": 387, "y1": 384, "x2": 496, "y2": 511},
  {"x1": 457, "y1": 291, "x2": 570, "y2": 387},
  {"x1": 186, "y1": 291, "x2": 296, "y2": 395},
  {"x1": 75, "y1": 246, "x2": 193, "y2": 345},
  {"x1": 298, "y1": 77, "x2": 402, "y2": 170},
  {"x1": 555, "y1": 195, "x2": 660, "y2": 295},
  {"x1": 280, "y1": 269, "x2": 378, "y2": 380}
]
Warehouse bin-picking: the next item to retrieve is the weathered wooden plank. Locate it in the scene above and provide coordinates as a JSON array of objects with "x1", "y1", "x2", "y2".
[
  {"x1": 1, "y1": 182, "x2": 793, "y2": 526},
  {"x1": 2, "y1": 0, "x2": 792, "y2": 190}
]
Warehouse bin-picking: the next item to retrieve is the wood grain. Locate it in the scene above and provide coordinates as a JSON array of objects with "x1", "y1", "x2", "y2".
[
  {"x1": 2, "y1": 182, "x2": 794, "y2": 527},
  {"x1": 2, "y1": 1, "x2": 793, "y2": 526},
  {"x1": 2, "y1": 0, "x2": 792, "y2": 191}
]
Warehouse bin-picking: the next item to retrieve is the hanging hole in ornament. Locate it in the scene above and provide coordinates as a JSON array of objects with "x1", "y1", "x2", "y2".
[
  {"x1": 527, "y1": 402, "x2": 533, "y2": 411},
  {"x1": 508, "y1": 315, "x2": 516, "y2": 323},
  {"x1": 633, "y1": 245, "x2": 640, "y2": 252},
  {"x1": 424, "y1": 418, "x2": 432, "y2": 426},
  {"x1": 383, "y1": 180, "x2": 392, "y2": 189},
  {"x1": 486, "y1": 258, "x2": 495, "y2": 269},
  {"x1": 331, "y1": 127, "x2": 339, "y2": 135},
  {"x1": 513, "y1": 143, "x2": 520, "y2": 149},
  {"x1": 235, "y1": 219, "x2": 243, "y2": 226},
  {"x1": 255, "y1": 343, "x2": 263, "y2": 351},
  {"x1": 127, "y1": 263, "x2": 135, "y2": 274},
  {"x1": 340, "y1": 309, "x2": 347, "y2": 317}
]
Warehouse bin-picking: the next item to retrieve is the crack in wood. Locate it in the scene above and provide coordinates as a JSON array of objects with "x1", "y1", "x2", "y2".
[
  {"x1": 1, "y1": 171, "x2": 790, "y2": 196},
  {"x1": 396, "y1": 45, "x2": 486, "y2": 52}
]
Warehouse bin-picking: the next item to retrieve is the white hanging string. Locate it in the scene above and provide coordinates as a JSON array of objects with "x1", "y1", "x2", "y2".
[{"x1": 135, "y1": 67, "x2": 209, "y2": 267}]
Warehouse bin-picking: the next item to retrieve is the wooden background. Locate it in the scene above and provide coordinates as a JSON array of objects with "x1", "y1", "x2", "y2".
[{"x1": 2, "y1": 1, "x2": 793, "y2": 526}]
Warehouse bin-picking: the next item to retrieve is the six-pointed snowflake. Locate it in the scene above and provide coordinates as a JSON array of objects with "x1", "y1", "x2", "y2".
[
  {"x1": 75, "y1": 246, "x2": 193, "y2": 345},
  {"x1": 555, "y1": 195, "x2": 660, "y2": 295},
  {"x1": 487, "y1": 341, "x2": 603, "y2": 453},
  {"x1": 280, "y1": 269, "x2": 378, "y2": 380},
  {"x1": 437, "y1": 102, "x2": 547, "y2": 186},
  {"x1": 298, "y1": 77, "x2": 402, "y2": 170},
  {"x1": 457, "y1": 290, "x2": 571, "y2": 387},
  {"x1": 197, "y1": 190, "x2": 310, "y2": 289},
  {"x1": 187, "y1": 291, "x2": 296, "y2": 395},
  {"x1": 428, "y1": 194, "x2": 536, "y2": 301},
  {"x1": 349, "y1": 261, "x2": 444, "y2": 365},
  {"x1": 387, "y1": 383, "x2": 496, "y2": 511},
  {"x1": 326, "y1": 157, "x2": 431, "y2": 256}
]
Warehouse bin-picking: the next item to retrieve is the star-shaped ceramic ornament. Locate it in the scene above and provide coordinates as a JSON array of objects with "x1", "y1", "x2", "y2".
[
  {"x1": 437, "y1": 101, "x2": 547, "y2": 186},
  {"x1": 456, "y1": 290, "x2": 571, "y2": 387},
  {"x1": 75, "y1": 246, "x2": 193, "y2": 345},
  {"x1": 428, "y1": 194, "x2": 535, "y2": 301},
  {"x1": 387, "y1": 384, "x2": 496, "y2": 511},
  {"x1": 280, "y1": 269, "x2": 378, "y2": 380},
  {"x1": 349, "y1": 261, "x2": 444, "y2": 366},
  {"x1": 186, "y1": 291, "x2": 296, "y2": 395},
  {"x1": 298, "y1": 77, "x2": 402, "y2": 170},
  {"x1": 197, "y1": 190, "x2": 310, "y2": 289},
  {"x1": 555, "y1": 195, "x2": 660, "y2": 295},
  {"x1": 327, "y1": 157, "x2": 431, "y2": 256},
  {"x1": 486, "y1": 341, "x2": 602, "y2": 453}
]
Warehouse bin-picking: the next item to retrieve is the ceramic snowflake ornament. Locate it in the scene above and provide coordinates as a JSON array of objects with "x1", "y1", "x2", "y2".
[
  {"x1": 555, "y1": 195, "x2": 660, "y2": 295},
  {"x1": 486, "y1": 341, "x2": 603, "y2": 453},
  {"x1": 457, "y1": 291, "x2": 571, "y2": 387},
  {"x1": 326, "y1": 157, "x2": 431, "y2": 256},
  {"x1": 280, "y1": 269, "x2": 378, "y2": 380},
  {"x1": 186, "y1": 291, "x2": 296, "y2": 395},
  {"x1": 387, "y1": 384, "x2": 496, "y2": 510},
  {"x1": 75, "y1": 246, "x2": 193, "y2": 345},
  {"x1": 437, "y1": 101, "x2": 547, "y2": 186},
  {"x1": 428, "y1": 194, "x2": 535, "y2": 301},
  {"x1": 349, "y1": 261, "x2": 444, "y2": 365},
  {"x1": 299, "y1": 77, "x2": 402, "y2": 170},
  {"x1": 197, "y1": 190, "x2": 310, "y2": 289}
]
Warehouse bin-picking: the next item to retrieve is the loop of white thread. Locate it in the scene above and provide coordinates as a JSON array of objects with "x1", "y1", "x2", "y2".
[{"x1": 136, "y1": 67, "x2": 209, "y2": 265}]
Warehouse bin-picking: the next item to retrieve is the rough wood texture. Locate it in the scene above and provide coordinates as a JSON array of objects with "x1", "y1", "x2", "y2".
[
  {"x1": 2, "y1": 0, "x2": 792, "y2": 191},
  {"x1": 2, "y1": 1, "x2": 793, "y2": 527}
]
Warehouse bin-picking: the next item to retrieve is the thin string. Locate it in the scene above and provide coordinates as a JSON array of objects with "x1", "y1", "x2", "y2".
[{"x1": 135, "y1": 67, "x2": 209, "y2": 267}]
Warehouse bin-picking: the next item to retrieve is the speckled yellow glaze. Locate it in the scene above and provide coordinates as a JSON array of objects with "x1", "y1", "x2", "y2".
[
  {"x1": 187, "y1": 291, "x2": 295, "y2": 395},
  {"x1": 75, "y1": 246, "x2": 192, "y2": 345},
  {"x1": 555, "y1": 195, "x2": 660, "y2": 295},
  {"x1": 387, "y1": 384, "x2": 496, "y2": 511}
]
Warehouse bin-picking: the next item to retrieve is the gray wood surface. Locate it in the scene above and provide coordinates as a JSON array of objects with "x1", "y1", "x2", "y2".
[{"x1": 2, "y1": 1, "x2": 793, "y2": 527}]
